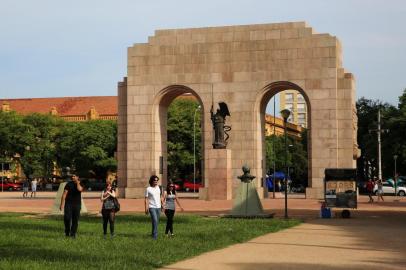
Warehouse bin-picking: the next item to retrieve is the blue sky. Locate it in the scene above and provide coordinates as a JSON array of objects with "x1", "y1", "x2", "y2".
[{"x1": 1, "y1": 0, "x2": 405, "y2": 107}]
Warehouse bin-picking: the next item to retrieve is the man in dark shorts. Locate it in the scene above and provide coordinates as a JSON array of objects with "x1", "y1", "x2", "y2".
[{"x1": 59, "y1": 174, "x2": 84, "y2": 238}]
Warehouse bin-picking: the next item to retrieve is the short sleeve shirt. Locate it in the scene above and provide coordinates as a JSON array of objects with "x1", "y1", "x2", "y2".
[
  {"x1": 64, "y1": 181, "x2": 83, "y2": 206},
  {"x1": 165, "y1": 193, "x2": 176, "y2": 210},
  {"x1": 145, "y1": 186, "x2": 161, "y2": 208}
]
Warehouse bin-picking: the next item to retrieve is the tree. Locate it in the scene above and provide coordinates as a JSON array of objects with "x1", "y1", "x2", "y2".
[
  {"x1": 55, "y1": 120, "x2": 117, "y2": 179},
  {"x1": 0, "y1": 111, "x2": 23, "y2": 158},
  {"x1": 356, "y1": 91, "x2": 406, "y2": 180},
  {"x1": 265, "y1": 133, "x2": 308, "y2": 185},
  {"x1": 19, "y1": 113, "x2": 64, "y2": 179}
]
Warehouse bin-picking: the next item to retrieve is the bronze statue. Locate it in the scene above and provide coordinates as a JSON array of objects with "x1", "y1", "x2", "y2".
[
  {"x1": 238, "y1": 165, "x2": 256, "y2": 183},
  {"x1": 210, "y1": 102, "x2": 231, "y2": 149}
]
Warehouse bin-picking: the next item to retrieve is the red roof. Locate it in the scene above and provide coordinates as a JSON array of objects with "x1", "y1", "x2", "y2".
[{"x1": 0, "y1": 96, "x2": 117, "y2": 116}]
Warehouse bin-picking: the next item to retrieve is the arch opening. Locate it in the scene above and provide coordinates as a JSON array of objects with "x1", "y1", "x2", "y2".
[
  {"x1": 153, "y1": 85, "x2": 205, "y2": 189},
  {"x1": 255, "y1": 81, "x2": 312, "y2": 196}
]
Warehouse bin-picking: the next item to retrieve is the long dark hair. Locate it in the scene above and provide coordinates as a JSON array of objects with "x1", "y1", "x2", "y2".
[
  {"x1": 149, "y1": 175, "x2": 159, "y2": 186},
  {"x1": 166, "y1": 181, "x2": 176, "y2": 195}
]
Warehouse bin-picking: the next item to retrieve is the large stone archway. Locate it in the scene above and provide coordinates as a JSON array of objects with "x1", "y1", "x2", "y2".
[{"x1": 117, "y1": 22, "x2": 358, "y2": 199}]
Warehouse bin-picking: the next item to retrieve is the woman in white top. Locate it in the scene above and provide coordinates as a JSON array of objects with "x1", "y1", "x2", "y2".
[
  {"x1": 145, "y1": 175, "x2": 163, "y2": 240},
  {"x1": 101, "y1": 181, "x2": 116, "y2": 237},
  {"x1": 163, "y1": 182, "x2": 183, "y2": 236},
  {"x1": 31, "y1": 178, "x2": 38, "y2": 198},
  {"x1": 377, "y1": 179, "x2": 384, "y2": 202}
]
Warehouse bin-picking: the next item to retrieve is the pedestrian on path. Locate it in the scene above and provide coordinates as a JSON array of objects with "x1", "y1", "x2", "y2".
[
  {"x1": 377, "y1": 179, "x2": 384, "y2": 202},
  {"x1": 163, "y1": 182, "x2": 184, "y2": 237},
  {"x1": 145, "y1": 175, "x2": 163, "y2": 240},
  {"x1": 30, "y1": 178, "x2": 38, "y2": 198},
  {"x1": 60, "y1": 174, "x2": 84, "y2": 238},
  {"x1": 366, "y1": 178, "x2": 375, "y2": 203},
  {"x1": 22, "y1": 179, "x2": 29, "y2": 198},
  {"x1": 100, "y1": 181, "x2": 116, "y2": 238}
]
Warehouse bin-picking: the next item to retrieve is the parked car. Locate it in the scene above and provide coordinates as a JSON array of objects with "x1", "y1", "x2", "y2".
[
  {"x1": 373, "y1": 181, "x2": 406, "y2": 196},
  {"x1": 183, "y1": 180, "x2": 203, "y2": 192},
  {"x1": 0, "y1": 181, "x2": 22, "y2": 191},
  {"x1": 173, "y1": 183, "x2": 181, "y2": 191}
]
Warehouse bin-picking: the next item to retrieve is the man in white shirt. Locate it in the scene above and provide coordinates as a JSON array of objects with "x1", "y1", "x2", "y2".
[{"x1": 145, "y1": 175, "x2": 163, "y2": 240}]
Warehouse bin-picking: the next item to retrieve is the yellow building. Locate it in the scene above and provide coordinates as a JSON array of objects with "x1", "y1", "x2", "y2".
[
  {"x1": 265, "y1": 115, "x2": 303, "y2": 139},
  {"x1": 280, "y1": 90, "x2": 308, "y2": 128}
]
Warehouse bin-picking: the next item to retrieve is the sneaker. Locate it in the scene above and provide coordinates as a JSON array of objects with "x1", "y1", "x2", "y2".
[{"x1": 170, "y1": 233, "x2": 175, "y2": 237}]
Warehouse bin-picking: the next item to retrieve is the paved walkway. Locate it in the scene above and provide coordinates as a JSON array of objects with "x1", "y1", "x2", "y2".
[
  {"x1": 161, "y1": 214, "x2": 406, "y2": 270},
  {"x1": 1, "y1": 191, "x2": 406, "y2": 269}
]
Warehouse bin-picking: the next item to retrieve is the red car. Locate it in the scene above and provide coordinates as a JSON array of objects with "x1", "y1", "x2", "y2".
[
  {"x1": 0, "y1": 181, "x2": 22, "y2": 191},
  {"x1": 183, "y1": 180, "x2": 203, "y2": 192}
]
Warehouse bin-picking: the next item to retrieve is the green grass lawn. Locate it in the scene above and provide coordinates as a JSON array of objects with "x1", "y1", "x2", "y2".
[{"x1": 0, "y1": 213, "x2": 300, "y2": 270}]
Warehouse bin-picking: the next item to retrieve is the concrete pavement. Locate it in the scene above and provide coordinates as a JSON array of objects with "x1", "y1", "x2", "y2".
[{"x1": 161, "y1": 214, "x2": 406, "y2": 270}]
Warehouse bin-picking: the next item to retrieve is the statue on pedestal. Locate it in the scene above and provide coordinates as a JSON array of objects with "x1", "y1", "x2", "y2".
[{"x1": 210, "y1": 102, "x2": 231, "y2": 149}]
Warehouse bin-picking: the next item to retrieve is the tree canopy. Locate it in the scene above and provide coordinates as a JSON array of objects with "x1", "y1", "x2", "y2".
[
  {"x1": 0, "y1": 111, "x2": 117, "y2": 180},
  {"x1": 357, "y1": 88, "x2": 406, "y2": 180}
]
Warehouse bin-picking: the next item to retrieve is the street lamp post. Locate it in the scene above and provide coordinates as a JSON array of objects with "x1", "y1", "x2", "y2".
[
  {"x1": 193, "y1": 105, "x2": 201, "y2": 193},
  {"x1": 280, "y1": 109, "x2": 291, "y2": 219},
  {"x1": 394, "y1": 155, "x2": 398, "y2": 198},
  {"x1": 272, "y1": 95, "x2": 276, "y2": 199}
]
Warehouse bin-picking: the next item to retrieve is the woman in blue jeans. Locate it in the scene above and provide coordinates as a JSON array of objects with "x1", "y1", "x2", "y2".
[{"x1": 144, "y1": 175, "x2": 163, "y2": 239}]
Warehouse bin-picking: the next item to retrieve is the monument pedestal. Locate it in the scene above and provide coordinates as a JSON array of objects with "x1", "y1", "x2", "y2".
[
  {"x1": 230, "y1": 182, "x2": 264, "y2": 216},
  {"x1": 203, "y1": 149, "x2": 232, "y2": 200}
]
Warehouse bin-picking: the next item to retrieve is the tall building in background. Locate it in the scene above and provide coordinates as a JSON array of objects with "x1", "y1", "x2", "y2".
[{"x1": 279, "y1": 90, "x2": 307, "y2": 128}]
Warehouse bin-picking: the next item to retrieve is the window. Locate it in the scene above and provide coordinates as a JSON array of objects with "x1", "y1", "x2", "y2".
[
  {"x1": 285, "y1": 93, "x2": 293, "y2": 102},
  {"x1": 298, "y1": 113, "x2": 306, "y2": 120},
  {"x1": 297, "y1": 103, "x2": 306, "y2": 112}
]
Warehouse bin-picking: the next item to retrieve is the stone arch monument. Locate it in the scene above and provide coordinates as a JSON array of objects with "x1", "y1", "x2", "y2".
[{"x1": 117, "y1": 22, "x2": 359, "y2": 199}]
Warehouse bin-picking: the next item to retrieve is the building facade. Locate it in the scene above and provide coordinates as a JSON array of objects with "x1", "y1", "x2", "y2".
[
  {"x1": 279, "y1": 90, "x2": 308, "y2": 128},
  {"x1": 0, "y1": 96, "x2": 118, "y2": 121}
]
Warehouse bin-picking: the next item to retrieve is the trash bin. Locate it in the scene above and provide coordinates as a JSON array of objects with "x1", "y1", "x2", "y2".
[{"x1": 321, "y1": 207, "x2": 331, "y2": 218}]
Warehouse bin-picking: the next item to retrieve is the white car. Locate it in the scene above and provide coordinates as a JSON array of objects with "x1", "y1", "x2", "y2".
[{"x1": 373, "y1": 181, "x2": 406, "y2": 196}]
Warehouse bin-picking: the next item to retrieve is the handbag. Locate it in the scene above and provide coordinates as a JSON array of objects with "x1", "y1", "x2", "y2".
[{"x1": 113, "y1": 197, "x2": 120, "y2": 212}]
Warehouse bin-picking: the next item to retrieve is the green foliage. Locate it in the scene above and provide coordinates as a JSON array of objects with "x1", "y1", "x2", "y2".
[
  {"x1": 0, "y1": 111, "x2": 24, "y2": 157},
  {"x1": 55, "y1": 120, "x2": 117, "y2": 178},
  {"x1": 0, "y1": 213, "x2": 300, "y2": 270},
  {"x1": 357, "y1": 89, "x2": 406, "y2": 179},
  {"x1": 167, "y1": 99, "x2": 201, "y2": 181},
  {"x1": 0, "y1": 110, "x2": 117, "y2": 179},
  {"x1": 265, "y1": 134, "x2": 308, "y2": 183}
]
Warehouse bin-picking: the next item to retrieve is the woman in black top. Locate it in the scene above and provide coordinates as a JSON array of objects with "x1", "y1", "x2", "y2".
[{"x1": 101, "y1": 181, "x2": 116, "y2": 238}]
